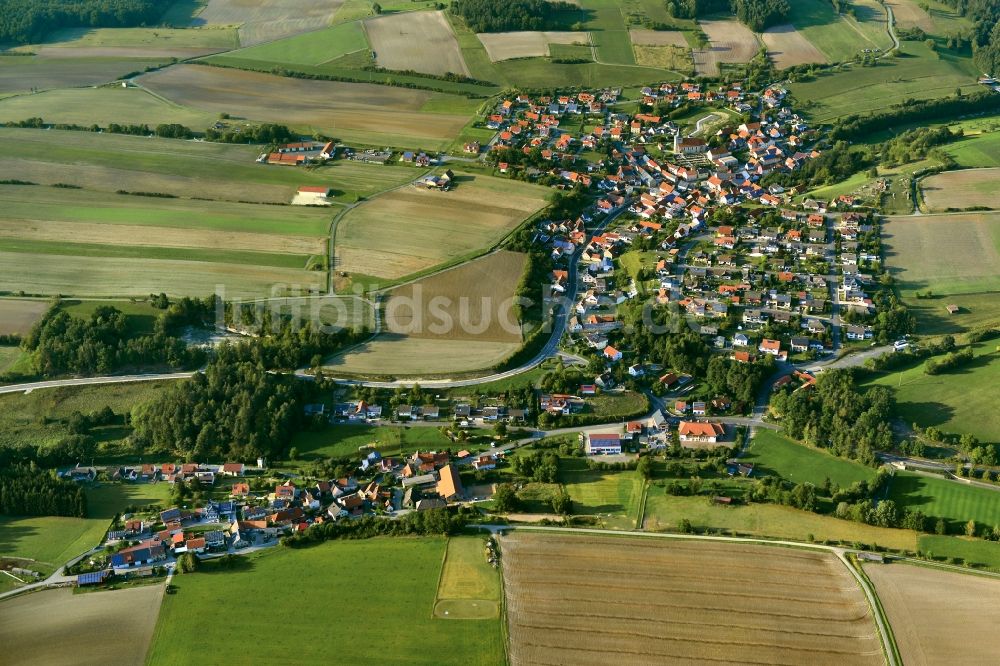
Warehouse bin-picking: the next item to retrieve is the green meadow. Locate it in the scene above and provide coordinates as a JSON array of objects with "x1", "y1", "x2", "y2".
[
  {"x1": 889, "y1": 472, "x2": 1000, "y2": 528},
  {"x1": 743, "y1": 430, "x2": 877, "y2": 488}
]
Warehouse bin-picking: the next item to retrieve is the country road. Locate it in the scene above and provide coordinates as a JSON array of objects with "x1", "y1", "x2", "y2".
[{"x1": 0, "y1": 372, "x2": 194, "y2": 396}]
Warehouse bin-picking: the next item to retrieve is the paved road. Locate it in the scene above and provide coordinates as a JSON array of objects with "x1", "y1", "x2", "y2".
[
  {"x1": 479, "y1": 523, "x2": 899, "y2": 666},
  {"x1": 0, "y1": 371, "x2": 193, "y2": 396}
]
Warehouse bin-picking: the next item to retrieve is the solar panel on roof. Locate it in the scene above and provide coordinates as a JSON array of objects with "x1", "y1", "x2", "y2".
[{"x1": 77, "y1": 571, "x2": 108, "y2": 585}]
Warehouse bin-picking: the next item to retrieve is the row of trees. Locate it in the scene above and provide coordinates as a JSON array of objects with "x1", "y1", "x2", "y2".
[
  {"x1": 664, "y1": 0, "x2": 789, "y2": 30},
  {"x1": 828, "y1": 91, "x2": 998, "y2": 142},
  {"x1": 282, "y1": 507, "x2": 476, "y2": 547},
  {"x1": 0, "y1": 464, "x2": 87, "y2": 517},
  {"x1": 2, "y1": 116, "x2": 297, "y2": 146}
]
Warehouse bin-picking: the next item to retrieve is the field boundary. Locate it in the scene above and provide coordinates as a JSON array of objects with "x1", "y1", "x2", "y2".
[{"x1": 852, "y1": 555, "x2": 902, "y2": 665}]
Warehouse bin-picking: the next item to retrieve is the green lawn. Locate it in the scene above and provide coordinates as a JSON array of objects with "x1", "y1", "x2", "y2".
[
  {"x1": 291, "y1": 424, "x2": 456, "y2": 462},
  {"x1": 643, "y1": 492, "x2": 919, "y2": 551},
  {"x1": 790, "y1": 41, "x2": 981, "y2": 122},
  {"x1": 918, "y1": 534, "x2": 1000, "y2": 569},
  {"x1": 222, "y1": 22, "x2": 368, "y2": 66},
  {"x1": 864, "y1": 344, "x2": 1000, "y2": 442},
  {"x1": 743, "y1": 430, "x2": 876, "y2": 488},
  {"x1": 560, "y1": 456, "x2": 643, "y2": 528},
  {"x1": 146, "y1": 538, "x2": 504, "y2": 665},
  {"x1": 888, "y1": 472, "x2": 1000, "y2": 529}
]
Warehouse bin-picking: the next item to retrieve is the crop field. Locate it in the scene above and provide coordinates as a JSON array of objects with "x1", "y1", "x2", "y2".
[
  {"x1": 19, "y1": 26, "x2": 240, "y2": 58},
  {"x1": 138, "y1": 65, "x2": 474, "y2": 149},
  {"x1": 477, "y1": 31, "x2": 590, "y2": 61},
  {"x1": 865, "y1": 344, "x2": 1000, "y2": 441},
  {"x1": 220, "y1": 22, "x2": 367, "y2": 66},
  {"x1": 0, "y1": 128, "x2": 415, "y2": 204},
  {"x1": 0, "y1": 298, "x2": 48, "y2": 335},
  {"x1": 192, "y1": 0, "x2": 346, "y2": 46},
  {"x1": 633, "y1": 43, "x2": 692, "y2": 71},
  {"x1": 693, "y1": 19, "x2": 759, "y2": 76},
  {"x1": 866, "y1": 563, "x2": 1000, "y2": 665},
  {"x1": 326, "y1": 337, "x2": 519, "y2": 376},
  {"x1": 888, "y1": 471, "x2": 1000, "y2": 528},
  {"x1": 501, "y1": 532, "x2": 884, "y2": 665},
  {"x1": 921, "y1": 168, "x2": 1000, "y2": 211},
  {"x1": 790, "y1": 42, "x2": 981, "y2": 122},
  {"x1": 560, "y1": 457, "x2": 643, "y2": 528},
  {"x1": 628, "y1": 29, "x2": 687, "y2": 47},
  {"x1": 335, "y1": 173, "x2": 548, "y2": 280},
  {"x1": 146, "y1": 538, "x2": 503, "y2": 664},
  {"x1": 0, "y1": 55, "x2": 168, "y2": 94},
  {"x1": 366, "y1": 11, "x2": 468, "y2": 76},
  {"x1": 643, "y1": 494, "x2": 919, "y2": 550},
  {"x1": 743, "y1": 430, "x2": 876, "y2": 488},
  {"x1": 883, "y1": 211, "x2": 1000, "y2": 297},
  {"x1": 578, "y1": 0, "x2": 636, "y2": 64},
  {"x1": 0, "y1": 185, "x2": 331, "y2": 297},
  {"x1": 762, "y1": 24, "x2": 828, "y2": 69},
  {"x1": 0, "y1": 87, "x2": 218, "y2": 130},
  {"x1": 383, "y1": 250, "x2": 526, "y2": 343},
  {"x1": 0, "y1": 585, "x2": 164, "y2": 665},
  {"x1": 434, "y1": 536, "x2": 500, "y2": 619}
]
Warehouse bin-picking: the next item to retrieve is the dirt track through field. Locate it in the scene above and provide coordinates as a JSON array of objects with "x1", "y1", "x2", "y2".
[
  {"x1": 0, "y1": 585, "x2": 164, "y2": 665},
  {"x1": 366, "y1": 11, "x2": 469, "y2": 75},
  {"x1": 501, "y1": 533, "x2": 883, "y2": 666}
]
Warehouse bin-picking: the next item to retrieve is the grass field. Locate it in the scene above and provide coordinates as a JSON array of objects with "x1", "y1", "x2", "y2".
[
  {"x1": 0, "y1": 128, "x2": 416, "y2": 204},
  {"x1": 366, "y1": 10, "x2": 469, "y2": 76},
  {"x1": 883, "y1": 211, "x2": 1000, "y2": 297},
  {"x1": 17, "y1": 26, "x2": 239, "y2": 58},
  {"x1": 0, "y1": 184, "x2": 331, "y2": 297},
  {"x1": 921, "y1": 168, "x2": 1000, "y2": 211},
  {"x1": 220, "y1": 22, "x2": 367, "y2": 66},
  {"x1": 0, "y1": 298, "x2": 48, "y2": 335},
  {"x1": 501, "y1": 532, "x2": 883, "y2": 665},
  {"x1": 693, "y1": 19, "x2": 759, "y2": 76},
  {"x1": 944, "y1": 132, "x2": 1000, "y2": 168},
  {"x1": 578, "y1": 0, "x2": 636, "y2": 64},
  {"x1": 886, "y1": 0, "x2": 972, "y2": 35},
  {"x1": 790, "y1": 42, "x2": 981, "y2": 122},
  {"x1": 0, "y1": 380, "x2": 175, "y2": 449},
  {"x1": 327, "y1": 335, "x2": 520, "y2": 376},
  {"x1": 918, "y1": 534, "x2": 1000, "y2": 568},
  {"x1": 146, "y1": 538, "x2": 504, "y2": 664},
  {"x1": 434, "y1": 536, "x2": 500, "y2": 619},
  {"x1": 0, "y1": 585, "x2": 164, "y2": 664},
  {"x1": 643, "y1": 493, "x2": 919, "y2": 550},
  {"x1": 138, "y1": 64, "x2": 476, "y2": 150},
  {"x1": 866, "y1": 563, "x2": 1000, "y2": 665},
  {"x1": 560, "y1": 456, "x2": 643, "y2": 529},
  {"x1": 192, "y1": 0, "x2": 346, "y2": 46},
  {"x1": 888, "y1": 471, "x2": 1000, "y2": 529},
  {"x1": 743, "y1": 430, "x2": 876, "y2": 488},
  {"x1": 335, "y1": 173, "x2": 548, "y2": 281},
  {"x1": 290, "y1": 423, "x2": 455, "y2": 461},
  {"x1": 906, "y1": 292, "x2": 1000, "y2": 335},
  {"x1": 786, "y1": 0, "x2": 890, "y2": 63},
  {"x1": 0, "y1": 55, "x2": 169, "y2": 94},
  {"x1": 864, "y1": 344, "x2": 1000, "y2": 441}
]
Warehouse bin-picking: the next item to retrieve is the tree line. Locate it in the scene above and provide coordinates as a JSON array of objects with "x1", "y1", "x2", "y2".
[
  {"x1": 664, "y1": 0, "x2": 790, "y2": 31},
  {"x1": 0, "y1": 0, "x2": 165, "y2": 44},
  {"x1": 2, "y1": 116, "x2": 298, "y2": 146},
  {"x1": 450, "y1": 0, "x2": 581, "y2": 32},
  {"x1": 0, "y1": 464, "x2": 87, "y2": 517},
  {"x1": 282, "y1": 506, "x2": 476, "y2": 547}
]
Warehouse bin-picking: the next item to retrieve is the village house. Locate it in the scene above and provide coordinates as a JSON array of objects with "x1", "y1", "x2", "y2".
[{"x1": 586, "y1": 433, "x2": 623, "y2": 455}]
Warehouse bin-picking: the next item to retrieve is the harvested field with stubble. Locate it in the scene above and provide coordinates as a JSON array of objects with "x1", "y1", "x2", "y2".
[
  {"x1": 0, "y1": 56, "x2": 168, "y2": 93},
  {"x1": 384, "y1": 250, "x2": 527, "y2": 342},
  {"x1": 920, "y1": 168, "x2": 1000, "y2": 211},
  {"x1": 501, "y1": 533, "x2": 884, "y2": 666},
  {"x1": 0, "y1": 585, "x2": 164, "y2": 666},
  {"x1": 477, "y1": 31, "x2": 590, "y2": 61},
  {"x1": 0, "y1": 298, "x2": 48, "y2": 335},
  {"x1": 193, "y1": 0, "x2": 346, "y2": 46},
  {"x1": 366, "y1": 11, "x2": 468, "y2": 75},
  {"x1": 335, "y1": 173, "x2": 548, "y2": 280},
  {"x1": 693, "y1": 19, "x2": 759, "y2": 75},
  {"x1": 628, "y1": 29, "x2": 688, "y2": 47},
  {"x1": 762, "y1": 24, "x2": 828, "y2": 68},
  {"x1": 138, "y1": 65, "x2": 473, "y2": 148},
  {"x1": 866, "y1": 563, "x2": 1000, "y2": 665}
]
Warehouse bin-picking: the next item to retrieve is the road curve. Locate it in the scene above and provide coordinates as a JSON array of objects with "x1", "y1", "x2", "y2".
[{"x1": 0, "y1": 372, "x2": 194, "y2": 396}]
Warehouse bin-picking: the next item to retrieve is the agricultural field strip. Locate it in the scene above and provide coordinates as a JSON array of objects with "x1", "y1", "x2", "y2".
[
  {"x1": 920, "y1": 168, "x2": 1000, "y2": 211},
  {"x1": 365, "y1": 11, "x2": 469, "y2": 76}
]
